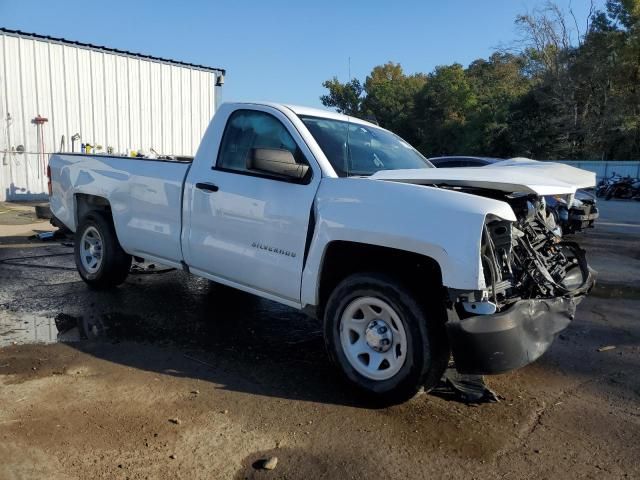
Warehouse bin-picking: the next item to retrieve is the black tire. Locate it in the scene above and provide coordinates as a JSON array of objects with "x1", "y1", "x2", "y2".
[
  {"x1": 74, "y1": 212, "x2": 131, "y2": 289},
  {"x1": 323, "y1": 272, "x2": 449, "y2": 404}
]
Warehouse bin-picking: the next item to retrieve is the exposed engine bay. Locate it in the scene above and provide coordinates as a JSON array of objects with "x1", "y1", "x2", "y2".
[
  {"x1": 449, "y1": 188, "x2": 594, "y2": 314},
  {"x1": 369, "y1": 163, "x2": 599, "y2": 375}
]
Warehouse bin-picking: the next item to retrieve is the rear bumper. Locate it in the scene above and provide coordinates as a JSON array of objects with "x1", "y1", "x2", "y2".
[{"x1": 446, "y1": 271, "x2": 595, "y2": 375}]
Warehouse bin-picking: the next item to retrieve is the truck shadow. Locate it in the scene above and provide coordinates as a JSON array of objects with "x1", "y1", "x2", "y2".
[
  {"x1": 2, "y1": 245, "x2": 639, "y2": 409},
  {"x1": 48, "y1": 275, "x2": 384, "y2": 408},
  {"x1": 0, "y1": 245, "x2": 409, "y2": 408},
  {"x1": 52, "y1": 275, "x2": 640, "y2": 409}
]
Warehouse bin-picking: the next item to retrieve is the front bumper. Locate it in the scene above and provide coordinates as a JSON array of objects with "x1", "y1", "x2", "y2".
[
  {"x1": 567, "y1": 204, "x2": 599, "y2": 232},
  {"x1": 446, "y1": 272, "x2": 595, "y2": 375}
]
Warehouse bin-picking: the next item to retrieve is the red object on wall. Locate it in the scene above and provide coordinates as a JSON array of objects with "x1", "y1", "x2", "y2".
[{"x1": 34, "y1": 115, "x2": 49, "y2": 178}]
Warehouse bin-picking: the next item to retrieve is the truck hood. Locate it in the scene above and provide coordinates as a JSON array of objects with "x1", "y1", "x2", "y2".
[{"x1": 369, "y1": 159, "x2": 595, "y2": 195}]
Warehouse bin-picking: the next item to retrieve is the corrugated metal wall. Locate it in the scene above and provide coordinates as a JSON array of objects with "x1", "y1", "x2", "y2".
[{"x1": 0, "y1": 31, "x2": 220, "y2": 201}]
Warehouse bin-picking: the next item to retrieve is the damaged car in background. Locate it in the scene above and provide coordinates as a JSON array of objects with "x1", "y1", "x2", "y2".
[
  {"x1": 429, "y1": 156, "x2": 599, "y2": 234},
  {"x1": 49, "y1": 103, "x2": 596, "y2": 403},
  {"x1": 371, "y1": 161, "x2": 596, "y2": 376}
]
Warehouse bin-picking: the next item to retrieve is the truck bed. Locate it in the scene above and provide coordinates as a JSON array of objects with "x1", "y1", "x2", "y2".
[{"x1": 49, "y1": 153, "x2": 192, "y2": 266}]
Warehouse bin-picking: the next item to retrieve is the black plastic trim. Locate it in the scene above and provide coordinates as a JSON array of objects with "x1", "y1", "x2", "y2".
[
  {"x1": 212, "y1": 165, "x2": 311, "y2": 185},
  {"x1": 195, "y1": 182, "x2": 219, "y2": 192},
  {"x1": 302, "y1": 204, "x2": 316, "y2": 268},
  {"x1": 447, "y1": 270, "x2": 595, "y2": 375}
]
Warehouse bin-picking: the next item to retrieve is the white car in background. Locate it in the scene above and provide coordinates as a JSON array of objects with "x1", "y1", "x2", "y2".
[{"x1": 429, "y1": 156, "x2": 599, "y2": 234}]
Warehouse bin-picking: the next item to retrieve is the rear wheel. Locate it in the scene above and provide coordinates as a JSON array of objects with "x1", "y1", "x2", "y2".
[
  {"x1": 74, "y1": 212, "x2": 131, "y2": 289},
  {"x1": 323, "y1": 273, "x2": 449, "y2": 404}
]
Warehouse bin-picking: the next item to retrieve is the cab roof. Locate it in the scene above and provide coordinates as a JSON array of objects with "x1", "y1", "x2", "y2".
[{"x1": 225, "y1": 102, "x2": 379, "y2": 128}]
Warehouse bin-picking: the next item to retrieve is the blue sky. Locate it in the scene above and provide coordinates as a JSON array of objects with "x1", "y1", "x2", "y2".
[{"x1": 1, "y1": 0, "x2": 605, "y2": 108}]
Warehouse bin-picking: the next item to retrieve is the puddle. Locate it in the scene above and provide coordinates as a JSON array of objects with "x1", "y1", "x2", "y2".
[
  {"x1": 0, "y1": 311, "x2": 82, "y2": 346},
  {"x1": 0, "y1": 283, "x2": 324, "y2": 367},
  {"x1": 1, "y1": 245, "x2": 322, "y2": 355}
]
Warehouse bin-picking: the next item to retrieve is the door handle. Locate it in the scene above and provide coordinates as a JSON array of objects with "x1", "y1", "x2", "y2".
[{"x1": 196, "y1": 182, "x2": 219, "y2": 193}]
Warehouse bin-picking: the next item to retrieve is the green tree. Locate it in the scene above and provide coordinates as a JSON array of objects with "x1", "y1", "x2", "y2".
[
  {"x1": 465, "y1": 53, "x2": 531, "y2": 156},
  {"x1": 413, "y1": 64, "x2": 477, "y2": 156},
  {"x1": 509, "y1": 0, "x2": 640, "y2": 159},
  {"x1": 319, "y1": 0, "x2": 640, "y2": 161},
  {"x1": 319, "y1": 77, "x2": 364, "y2": 117},
  {"x1": 319, "y1": 63, "x2": 426, "y2": 144},
  {"x1": 361, "y1": 62, "x2": 427, "y2": 144}
]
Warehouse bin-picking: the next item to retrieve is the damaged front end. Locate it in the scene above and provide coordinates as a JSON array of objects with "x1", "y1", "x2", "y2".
[{"x1": 446, "y1": 192, "x2": 596, "y2": 375}]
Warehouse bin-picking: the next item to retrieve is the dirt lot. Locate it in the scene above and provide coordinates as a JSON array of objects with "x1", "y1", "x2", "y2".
[{"x1": 1, "y1": 200, "x2": 639, "y2": 479}]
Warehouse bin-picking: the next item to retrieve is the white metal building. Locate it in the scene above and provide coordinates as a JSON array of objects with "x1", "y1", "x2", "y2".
[{"x1": 0, "y1": 28, "x2": 225, "y2": 201}]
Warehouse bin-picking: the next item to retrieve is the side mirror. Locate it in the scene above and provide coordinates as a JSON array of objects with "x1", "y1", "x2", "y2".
[{"x1": 247, "y1": 148, "x2": 309, "y2": 180}]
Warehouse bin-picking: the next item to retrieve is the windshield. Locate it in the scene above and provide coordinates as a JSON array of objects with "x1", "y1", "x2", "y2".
[{"x1": 300, "y1": 116, "x2": 433, "y2": 176}]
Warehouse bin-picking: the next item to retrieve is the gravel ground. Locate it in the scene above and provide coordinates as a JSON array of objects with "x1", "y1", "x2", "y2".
[{"x1": 0, "y1": 201, "x2": 639, "y2": 479}]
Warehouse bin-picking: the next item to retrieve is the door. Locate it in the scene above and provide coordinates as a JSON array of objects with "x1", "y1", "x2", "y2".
[{"x1": 183, "y1": 107, "x2": 320, "y2": 304}]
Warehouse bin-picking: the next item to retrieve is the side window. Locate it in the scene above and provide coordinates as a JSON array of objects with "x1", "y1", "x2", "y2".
[
  {"x1": 459, "y1": 160, "x2": 479, "y2": 167},
  {"x1": 439, "y1": 160, "x2": 460, "y2": 168},
  {"x1": 456, "y1": 160, "x2": 473, "y2": 167},
  {"x1": 217, "y1": 110, "x2": 307, "y2": 174}
]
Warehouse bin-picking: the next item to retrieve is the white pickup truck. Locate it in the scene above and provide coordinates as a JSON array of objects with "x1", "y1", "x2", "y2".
[{"x1": 49, "y1": 102, "x2": 596, "y2": 402}]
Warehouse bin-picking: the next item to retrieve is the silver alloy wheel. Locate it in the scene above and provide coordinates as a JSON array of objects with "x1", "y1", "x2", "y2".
[
  {"x1": 79, "y1": 226, "x2": 103, "y2": 274},
  {"x1": 340, "y1": 296, "x2": 408, "y2": 381}
]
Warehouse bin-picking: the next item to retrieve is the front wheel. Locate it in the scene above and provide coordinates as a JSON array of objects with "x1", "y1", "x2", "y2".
[
  {"x1": 74, "y1": 212, "x2": 131, "y2": 289},
  {"x1": 323, "y1": 273, "x2": 449, "y2": 404}
]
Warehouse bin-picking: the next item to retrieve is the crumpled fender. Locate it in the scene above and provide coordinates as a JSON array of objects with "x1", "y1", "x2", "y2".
[{"x1": 300, "y1": 177, "x2": 517, "y2": 307}]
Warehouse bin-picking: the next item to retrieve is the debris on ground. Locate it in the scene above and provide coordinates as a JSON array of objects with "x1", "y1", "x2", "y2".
[
  {"x1": 35, "y1": 231, "x2": 55, "y2": 240},
  {"x1": 129, "y1": 264, "x2": 176, "y2": 275},
  {"x1": 30, "y1": 228, "x2": 69, "y2": 241},
  {"x1": 597, "y1": 345, "x2": 616, "y2": 352},
  {"x1": 169, "y1": 418, "x2": 181, "y2": 425},
  {"x1": 183, "y1": 354, "x2": 216, "y2": 368},
  {"x1": 260, "y1": 457, "x2": 278, "y2": 470},
  {"x1": 431, "y1": 367, "x2": 500, "y2": 404},
  {"x1": 54, "y1": 313, "x2": 81, "y2": 334},
  {"x1": 34, "y1": 204, "x2": 52, "y2": 219}
]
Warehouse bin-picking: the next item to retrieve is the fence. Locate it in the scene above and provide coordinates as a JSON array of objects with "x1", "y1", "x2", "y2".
[{"x1": 553, "y1": 160, "x2": 640, "y2": 183}]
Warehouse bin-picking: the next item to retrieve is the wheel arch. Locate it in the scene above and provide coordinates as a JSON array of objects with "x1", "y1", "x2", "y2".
[
  {"x1": 75, "y1": 193, "x2": 113, "y2": 226},
  {"x1": 313, "y1": 240, "x2": 446, "y2": 318}
]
